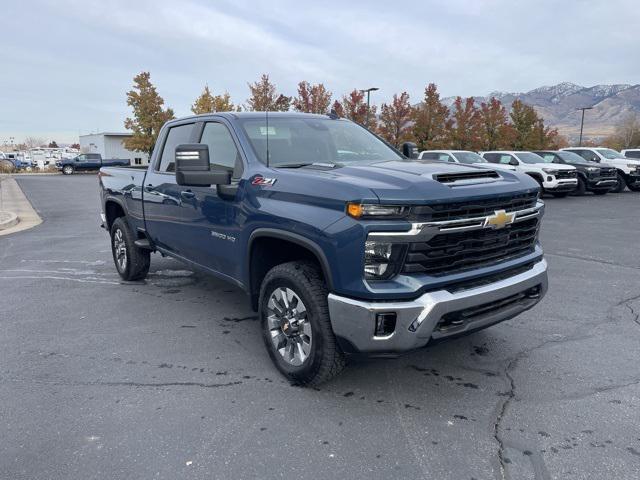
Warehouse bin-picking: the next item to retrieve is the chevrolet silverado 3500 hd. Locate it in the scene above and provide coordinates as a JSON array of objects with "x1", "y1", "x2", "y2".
[{"x1": 99, "y1": 112, "x2": 548, "y2": 385}]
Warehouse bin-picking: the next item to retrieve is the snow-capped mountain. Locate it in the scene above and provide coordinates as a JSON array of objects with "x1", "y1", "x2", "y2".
[{"x1": 441, "y1": 82, "x2": 640, "y2": 140}]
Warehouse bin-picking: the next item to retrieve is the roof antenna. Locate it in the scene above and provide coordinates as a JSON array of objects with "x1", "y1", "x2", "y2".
[{"x1": 265, "y1": 110, "x2": 270, "y2": 167}]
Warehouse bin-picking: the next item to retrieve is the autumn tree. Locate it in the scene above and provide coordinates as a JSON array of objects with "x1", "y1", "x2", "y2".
[
  {"x1": 448, "y1": 97, "x2": 481, "y2": 150},
  {"x1": 412, "y1": 83, "x2": 450, "y2": 150},
  {"x1": 604, "y1": 112, "x2": 640, "y2": 149},
  {"x1": 191, "y1": 85, "x2": 237, "y2": 114},
  {"x1": 378, "y1": 92, "x2": 414, "y2": 147},
  {"x1": 509, "y1": 100, "x2": 539, "y2": 149},
  {"x1": 332, "y1": 89, "x2": 377, "y2": 126},
  {"x1": 293, "y1": 81, "x2": 332, "y2": 114},
  {"x1": 246, "y1": 74, "x2": 291, "y2": 111},
  {"x1": 70, "y1": 143, "x2": 80, "y2": 150},
  {"x1": 123, "y1": 72, "x2": 175, "y2": 157},
  {"x1": 48, "y1": 140, "x2": 59, "y2": 148},
  {"x1": 477, "y1": 97, "x2": 510, "y2": 150}
]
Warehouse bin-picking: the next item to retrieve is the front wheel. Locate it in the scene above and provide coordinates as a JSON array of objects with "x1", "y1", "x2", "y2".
[
  {"x1": 572, "y1": 177, "x2": 586, "y2": 196},
  {"x1": 259, "y1": 261, "x2": 345, "y2": 386},
  {"x1": 62, "y1": 165, "x2": 74, "y2": 175},
  {"x1": 627, "y1": 184, "x2": 640, "y2": 192},
  {"x1": 110, "y1": 217, "x2": 150, "y2": 281},
  {"x1": 611, "y1": 173, "x2": 626, "y2": 193}
]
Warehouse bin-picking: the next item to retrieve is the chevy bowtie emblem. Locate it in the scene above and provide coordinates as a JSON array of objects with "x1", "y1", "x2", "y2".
[{"x1": 484, "y1": 210, "x2": 515, "y2": 229}]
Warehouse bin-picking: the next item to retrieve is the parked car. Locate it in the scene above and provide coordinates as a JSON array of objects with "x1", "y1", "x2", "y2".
[
  {"x1": 418, "y1": 150, "x2": 511, "y2": 167},
  {"x1": 560, "y1": 147, "x2": 640, "y2": 192},
  {"x1": 99, "y1": 112, "x2": 548, "y2": 385},
  {"x1": 481, "y1": 151, "x2": 577, "y2": 197},
  {"x1": 620, "y1": 149, "x2": 640, "y2": 159},
  {"x1": 56, "y1": 153, "x2": 130, "y2": 175},
  {"x1": 533, "y1": 150, "x2": 617, "y2": 195}
]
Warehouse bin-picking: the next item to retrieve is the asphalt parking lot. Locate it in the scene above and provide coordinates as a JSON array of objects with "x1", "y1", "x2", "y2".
[{"x1": 1, "y1": 175, "x2": 639, "y2": 480}]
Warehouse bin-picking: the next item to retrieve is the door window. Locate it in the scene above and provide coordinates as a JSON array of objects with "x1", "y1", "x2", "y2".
[
  {"x1": 438, "y1": 153, "x2": 454, "y2": 162},
  {"x1": 158, "y1": 123, "x2": 194, "y2": 172},
  {"x1": 499, "y1": 154, "x2": 515, "y2": 164},
  {"x1": 200, "y1": 122, "x2": 243, "y2": 178}
]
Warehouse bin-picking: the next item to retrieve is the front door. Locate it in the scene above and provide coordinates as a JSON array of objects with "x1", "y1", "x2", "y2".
[
  {"x1": 183, "y1": 120, "x2": 246, "y2": 278},
  {"x1": 143, "y1": 119, "x2": 246, "y2": 281}
]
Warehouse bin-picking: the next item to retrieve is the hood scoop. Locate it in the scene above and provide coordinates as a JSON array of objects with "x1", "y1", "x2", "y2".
[{"x1": 432, "y1": 170, "x2": 501, "y2": 186}]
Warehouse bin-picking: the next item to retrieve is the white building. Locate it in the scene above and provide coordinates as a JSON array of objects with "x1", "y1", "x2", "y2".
[{"x1": 79, "y1": 132, "x2": 149, "y2": 165}]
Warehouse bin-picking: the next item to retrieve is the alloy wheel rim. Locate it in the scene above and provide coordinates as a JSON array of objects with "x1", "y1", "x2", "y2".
[
  {"x1": 267, "y1": 287, "x2": 312, "y2": 366},
  {"x1": 113, "y1": 229, "x2": 127, "y2": 271}
]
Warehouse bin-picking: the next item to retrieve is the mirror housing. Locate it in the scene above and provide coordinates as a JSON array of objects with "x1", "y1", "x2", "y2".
[
  {"x1": 509, "y1": 158, "x2": 519, "y2": 166},
  {"x1": 401, "y1": 142, "x2": 418, "y2": 159},
  {"x1": 175, "y1": 144, "x2": 231, "y2": 186}
]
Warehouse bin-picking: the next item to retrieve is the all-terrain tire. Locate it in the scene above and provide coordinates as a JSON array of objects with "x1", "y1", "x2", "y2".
[
  {"x1": 572, "y1": 177, "x2": 586, "y2": 196},
  {"x1": 110, "y1": 217, "x2": 150, "y2": 281},
  {"x1": 259, "y1": 261, "x2": 346, "y2": 386},
  {"x1": 611, "y1": 172, "x2": 626, "y2": 193}
]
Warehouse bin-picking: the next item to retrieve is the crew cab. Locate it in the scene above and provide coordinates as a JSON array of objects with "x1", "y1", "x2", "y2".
[
  {"x1": 533, "y1": 150, "x2": 617, "y2": 195},
  {"x1": 99, "y1": 112, "x2": 548, "y2": 385},
  {"x1": 561, "y1": 147, "x2": 640, "y2": 192},
  {"x1": 57, "y1": 153, "x2": 130, "y2": 175},
  {"x1": 481, "y1": 151, "x2": 577, "y2": 197},
  {"x1": 418, "y1": 150, "x2": 509, "y2": 168}
]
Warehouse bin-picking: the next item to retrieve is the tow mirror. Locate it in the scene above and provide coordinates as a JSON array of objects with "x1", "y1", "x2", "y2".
[
  {"x1": 401, "y1": 142, "x2": 418, "y2": 159},
  {"x1": 175, "y1": 144, "x2": 231, "y2": 187}
]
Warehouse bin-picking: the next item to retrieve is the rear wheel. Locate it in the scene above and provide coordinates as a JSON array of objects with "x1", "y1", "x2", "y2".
[
  {"x1": 110, "y1": 217, "x2": 150, "y2": 281},
  {"x1": 611, "y1": 173, "x2": 626, "y2": 193},
  {"x1": 259, "y1": 261, "x2": 345, "y2": 386},
  {"x1": 62, "y1": 165, "x2": 74, "y2": 175}
]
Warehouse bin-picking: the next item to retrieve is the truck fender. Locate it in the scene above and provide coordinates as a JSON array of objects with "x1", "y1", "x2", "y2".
[{"x1": 247, "y1": 228, "x2": 334, "y2": 303}]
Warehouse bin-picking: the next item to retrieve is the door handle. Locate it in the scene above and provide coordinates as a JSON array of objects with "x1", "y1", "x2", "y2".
[{"x1": 180, "y1": 190, "x2": 196, "y2": 199}]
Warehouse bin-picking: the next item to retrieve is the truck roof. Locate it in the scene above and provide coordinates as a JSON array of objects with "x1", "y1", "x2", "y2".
[{"x1": 167, "y1": 111, "x2": 338, "y2": 124}]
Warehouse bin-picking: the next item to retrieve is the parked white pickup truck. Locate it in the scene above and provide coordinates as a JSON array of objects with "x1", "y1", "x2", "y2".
[
  {"x1": 561, "y1": 147, "x2": 640, "y2": 192},
  {"x1": 418, "y1": 150, "x2": 518, "y2": 169},
  {"x1": 481, "y1": 151, "x2": 578, "y2": 197}
]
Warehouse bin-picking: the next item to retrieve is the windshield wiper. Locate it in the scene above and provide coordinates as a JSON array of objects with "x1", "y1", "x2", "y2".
[{"x1": 275, "y1": 162, "x2": 338, "y2": 169}]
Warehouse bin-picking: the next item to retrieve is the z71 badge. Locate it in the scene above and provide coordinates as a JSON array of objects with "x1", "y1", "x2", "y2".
[{"x1": 251, "y1": 176, "x2": 277, "y2": 186}]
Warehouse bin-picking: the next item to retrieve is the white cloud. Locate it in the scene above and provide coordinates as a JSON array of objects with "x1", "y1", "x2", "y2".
[{"x1": 1, "y1": 0, "x2": 639, "y2": 142}]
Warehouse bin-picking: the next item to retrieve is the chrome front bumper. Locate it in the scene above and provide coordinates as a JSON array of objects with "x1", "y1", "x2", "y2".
[{"x1": 327, "y1": 259, "x2": 548, "y2": 353}]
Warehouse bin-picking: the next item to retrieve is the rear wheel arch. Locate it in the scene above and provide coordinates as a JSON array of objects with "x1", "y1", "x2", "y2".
[
  {"x1": 247, "y1": 229, "x2": 333, "y2": 311},
  {"x1": 104, "y1": 199, "x2": 126, "y2": 230}
]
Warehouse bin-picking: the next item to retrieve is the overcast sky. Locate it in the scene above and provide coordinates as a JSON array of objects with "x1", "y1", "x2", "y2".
[{"x1": 2, "y1": 0, "x2": 638, "y2": 144}]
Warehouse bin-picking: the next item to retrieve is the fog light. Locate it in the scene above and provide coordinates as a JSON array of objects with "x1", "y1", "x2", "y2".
[
  {"x1": 547, "y1": 176, "x2": 552, "y2": 182},
  {"x1": 375, "y1": 313, "x2": 396, "y2": 337}
]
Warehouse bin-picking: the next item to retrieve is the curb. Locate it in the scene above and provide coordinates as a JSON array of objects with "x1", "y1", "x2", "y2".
[{"x1": 0, "y1": 211, "x2": 19, "y2": 230}]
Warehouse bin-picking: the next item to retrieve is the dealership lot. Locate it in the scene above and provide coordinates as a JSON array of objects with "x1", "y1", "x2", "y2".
[{"x1": 1, "y1": 175, "x2": 639, "y2": 480}]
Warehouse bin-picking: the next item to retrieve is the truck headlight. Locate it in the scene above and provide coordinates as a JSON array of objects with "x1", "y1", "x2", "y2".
[
  {"x1": 347, "y1": 203, "x2": 408, "y2": 219},
  {"x1": 586, "y1": 167, "x2": 599, "y2": 172},
  {"x1": 364, "y1": 240, "x2": 406, "y2": 280},
  {"x1": 542, "y1": 168, "x2": 558, "y2": 175}
]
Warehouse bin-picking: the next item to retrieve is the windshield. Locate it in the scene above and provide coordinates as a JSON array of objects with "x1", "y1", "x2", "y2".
[
  {"x1": 239, "y1": 117, "x2": 402, "y2": 167},
  {"x1": 557, "y1": 151, "x2": 593, "y2": 164},
  {"x1": 517, "y1": 152, "x2": 545, "y2": 164},
  {"x1": 453, "y1": 151, "x2": 487, "y2": 164},
  {"x1": 595, "y1": 148, "x2": 626, "y2": 159}
]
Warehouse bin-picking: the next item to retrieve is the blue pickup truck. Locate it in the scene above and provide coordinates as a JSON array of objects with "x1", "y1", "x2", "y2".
[
  {"x1": 99, "y1": 112, "x2": 548, "y2": 385},
  {"x1": 57, "y1": 153, "x2": 130, "y2": 175}
]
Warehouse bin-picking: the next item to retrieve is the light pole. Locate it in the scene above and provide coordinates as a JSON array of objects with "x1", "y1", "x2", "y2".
[
  {"x1": 359, "y1": 87, "x2": 379, "y2": 129},
  {"x1": 577, "y1": 107, "x2": 593, "y2": 146}
]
